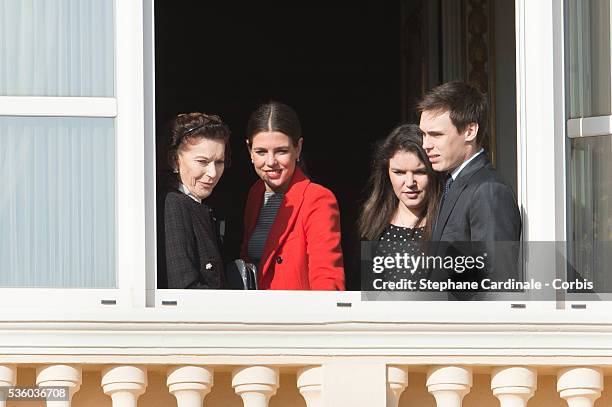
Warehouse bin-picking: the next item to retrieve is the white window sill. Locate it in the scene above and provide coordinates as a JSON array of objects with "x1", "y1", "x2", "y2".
[{"x1": 2, "y1": 289, "x2": 612, "y2": 324}]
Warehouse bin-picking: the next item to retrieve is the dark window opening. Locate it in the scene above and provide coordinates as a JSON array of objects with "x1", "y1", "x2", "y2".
[{"x1": 154, "y1": 1, "x2": 517, "y2": 290}]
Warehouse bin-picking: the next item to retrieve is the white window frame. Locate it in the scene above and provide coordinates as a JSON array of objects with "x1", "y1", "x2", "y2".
[
  {"x1": 3, "y1": 0, "x2": 598, "y2": 316},
  {"x1": 149, "y1": 0, "x2": 580, "y2": 317},
  {"x1": 0, "y1": 0, "x2": 146, "y2": 309},
  {"x1": 565, "y1": 0, "x2": 612, "y2": 139},
  {"x1": 517, "y1": 0, "x2": 612, "y2": 309},
  {"x1": 514, "y1": 0, "x2": 569, "y2": 306},
  {"x1": 563, "y1": 0, "x2": 612, "y2": 306}
]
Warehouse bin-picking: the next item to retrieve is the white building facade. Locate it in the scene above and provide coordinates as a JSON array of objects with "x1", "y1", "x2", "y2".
[{"x1": 0, "y1": 0, "x2": 611, "y2": 406}]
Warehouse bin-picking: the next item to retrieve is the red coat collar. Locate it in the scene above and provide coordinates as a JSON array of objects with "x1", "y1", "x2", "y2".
[{"x1": 246, "y1": 168, "x2": 311, "y2": 274}]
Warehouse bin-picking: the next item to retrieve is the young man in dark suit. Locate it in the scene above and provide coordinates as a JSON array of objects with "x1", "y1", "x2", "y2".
[{"x1": 418, "y1": 81, "x2": 521, "y2": 290}]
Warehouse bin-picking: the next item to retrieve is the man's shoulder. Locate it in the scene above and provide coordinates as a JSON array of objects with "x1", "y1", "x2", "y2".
[
  {"x1": 465, "y1": 164, "x2": 513, "y2": 192},
  {"x1": 465, "y1": 166, "x2": 520, "y2": 219},
  {"x1": 454, "y1": 164, "x2": 519, "y2": 215}
]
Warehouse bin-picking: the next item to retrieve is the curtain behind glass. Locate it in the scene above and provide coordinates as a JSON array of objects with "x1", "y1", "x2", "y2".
[
  {"x1": 0, "y1": 117, "x2": 116, "y2": 287},
  {"x1": 0, "y1": 0, "x2": 114, "y2": 96},
  {"x1": 569, "y1": 136, "x2": 612, "y2": 292},
  {"x1": 567, "y1": 0, "x2": 611, "y2": 118}
]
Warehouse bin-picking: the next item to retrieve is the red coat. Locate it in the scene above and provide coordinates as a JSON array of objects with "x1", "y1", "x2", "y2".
[{"x1": 241, "y1": 168, "x2": 345, "y2": 290}]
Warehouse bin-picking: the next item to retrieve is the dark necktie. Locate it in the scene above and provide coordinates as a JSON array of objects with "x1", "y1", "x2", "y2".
[
  {"x1": 434, "y1": 175, "x2": 454, "y2": 235},
  {"x1": 441, "y1": 175, "x2": 454, "y2": 205}
]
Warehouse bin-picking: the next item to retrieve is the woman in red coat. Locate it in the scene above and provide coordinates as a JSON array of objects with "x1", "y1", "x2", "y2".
[{"x1": 241, "y1": 101, "x2": 345, "y2": 290}]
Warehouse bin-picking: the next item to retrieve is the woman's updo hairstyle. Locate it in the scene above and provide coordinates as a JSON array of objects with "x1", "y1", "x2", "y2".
[
  {"x1": 246, "y1": 101, "x2": 302, "y2": 147},
  {"x1": 168, "y1": 112, "x2": 231, "y2": 171}
]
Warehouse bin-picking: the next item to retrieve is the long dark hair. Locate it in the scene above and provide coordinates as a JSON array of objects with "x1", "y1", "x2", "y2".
[{"x1": 358, "y1": 124, "x2": 441, "y2": 241}]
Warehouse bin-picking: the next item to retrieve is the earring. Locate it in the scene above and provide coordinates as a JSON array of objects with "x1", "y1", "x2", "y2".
[
  {"x1": 173, "y1": 168, "x2": 179, "y2": 174},
  {"x1": 297, "y1": 157, "x2": 301, "y2": 162}
]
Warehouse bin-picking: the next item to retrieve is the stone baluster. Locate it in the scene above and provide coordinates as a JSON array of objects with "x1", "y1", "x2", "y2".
[
  {"x1": 101, "y1": 366, "x2": 147, "y2": 407},
  {"x1": 386, "y1": 366, "x2": 408, "y2": 407},
  {"x1": 36, "y1": 365, "x2": 82, "y2": 407},
  {"x1": 0, "y1": 365, "x2": 16, "y2": 407},
  {"x1": 297, "y1": 366, "x2": 322, "y2": 407},
  {"x1": 167, "y1": 366, "x2": 214, "y2": 407},
  {"x1": 232, "y1": 366, "x2": 279, "y2": 407},
  {"x1": 426, "y1": 366, "x2": 472, "y2": 407},
  {"x1": 491, "y1": 367, "x2": 537, "y2": 407},
  {"x1": 557, "y1": 367, "x2": 603, "y2": 407}
]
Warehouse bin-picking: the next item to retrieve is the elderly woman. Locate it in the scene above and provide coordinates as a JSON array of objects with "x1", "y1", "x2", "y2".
[
  {"x1": 241, "y1": 101, "x2": 345, "y2": 290},
  {"x1": 158, "y1": 112, "x2": 230, "y2": 289}
]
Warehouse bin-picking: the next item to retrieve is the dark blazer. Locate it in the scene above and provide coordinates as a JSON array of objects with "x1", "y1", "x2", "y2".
[
  {"x1": 241, "y1": 168, "x2": 345, "y2": 290},
  {"x1": 430, "y1": 152, "x2": 521, "y2": 285},
  {"x1": 157, "y1": 188, "x2": 225, "y2": 289}
]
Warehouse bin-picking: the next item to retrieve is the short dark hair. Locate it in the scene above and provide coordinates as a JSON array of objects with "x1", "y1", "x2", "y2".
[
  {"x1": 246, "y1": 101, "x2": 302, "y2": 147},
  {"x1": 168, "y1": 112, "x2": 231, "y2": 170},
  {"x1": 417, "y1": 81, "x2": 488, "y2": 146}
]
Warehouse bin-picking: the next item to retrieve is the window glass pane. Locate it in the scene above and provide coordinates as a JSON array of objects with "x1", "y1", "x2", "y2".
[
  {"x1": 0, "y1": 0, "x2": 114, "y2": 97},
  {"x1": 567, "y1": 0, "x2": 611, "y2": 118},
  {"x1": 568, "y1": 135, "x2": 612, "y2": 291},
  {"x1": 0, "y1": 117, "x2": 116, "y2": 287}
]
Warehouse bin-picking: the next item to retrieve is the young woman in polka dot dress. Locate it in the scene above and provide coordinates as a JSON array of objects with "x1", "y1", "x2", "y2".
[{"x1": 359, "y1": 124, "x2": 441, "y2": 282}]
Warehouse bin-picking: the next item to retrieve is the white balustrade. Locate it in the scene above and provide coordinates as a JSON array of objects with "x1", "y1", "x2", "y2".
[
  {"x1": 167, "y1": 365, "x2": 214, "y2": 407},
  {"x1": 386, "y1": 366, "x2": 409, "y2": 407},
  {"x1": 2, "y1": 362, "x2": 611, "y2": 407},
  {"x1": 297, "y1": 366, "x2": 322, "y2": 407},
  {"x1": 36, "y1": 365, "x2": 82, "y2": 407},
  {"x1": 232, "y1": 366, "x2": 279, "y2": 407},
  {"x1": 491, "y1": 367, "x2": 537, "y2": 407},
  {"x1": 557, "y1": 367, "x2": 603, "y2": 407},
  {"x1": 0, "y1": 365, "x2": 16, "y2": 407},
  {"x1": 426, "y1": 366, "x2": 472, "y2": 407},
  {"x1": 101, "y1": 366, "x2": 147, "y2": 407}
]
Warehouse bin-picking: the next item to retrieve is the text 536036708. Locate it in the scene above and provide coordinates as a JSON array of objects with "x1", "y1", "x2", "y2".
[{"x1": 0, "y1": 386, "x2": 69, "y2": 401}]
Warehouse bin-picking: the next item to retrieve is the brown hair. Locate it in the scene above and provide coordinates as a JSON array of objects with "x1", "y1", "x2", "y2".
[
  {"x1": 417, "y1": 81, "x2": 488, "y2": 146},
  {"x1": 358, "y1": 124, "x2": 441, "y2": 241},
  {"x1": 245, "y1": 101, "x2": 301, "y2": 147},
  {"x1": 245, "y1": 101, "x2": 306, "y2": 172},
  {"x1": 167, "y1": 112, "x2": 231, "y2": 170}
]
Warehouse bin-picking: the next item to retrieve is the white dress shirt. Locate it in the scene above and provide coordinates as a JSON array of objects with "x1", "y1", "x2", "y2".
[{"x1": 450, "y1": 148, "x2": 484, "y2": 180}]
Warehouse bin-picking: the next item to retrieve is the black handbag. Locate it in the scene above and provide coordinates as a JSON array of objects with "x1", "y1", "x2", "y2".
[{"x1": 226, "y1": 259, "x2": 258, "y2": 290}]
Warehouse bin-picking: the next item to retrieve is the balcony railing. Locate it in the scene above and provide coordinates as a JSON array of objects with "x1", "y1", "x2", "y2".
[
  {"x1": 0, "y1": 364, "x2": 606, "y2": 406},
  {"x1": 1, "y1": 294, "x2": 612, "y2": 406}
]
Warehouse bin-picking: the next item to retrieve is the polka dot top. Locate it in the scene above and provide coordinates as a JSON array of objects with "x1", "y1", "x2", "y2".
[
  {"x1": 379, "y1": 224, "x2": 424, "y2": 247},
  {"x1": 376, "y1": 224, "x2": 427, "y2": 280}
]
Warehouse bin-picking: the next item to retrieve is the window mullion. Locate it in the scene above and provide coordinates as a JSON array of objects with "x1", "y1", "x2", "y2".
[
  {"x1": 0, "y1": 97, "x2": 117, "y2": 117},
  {"x1": 567, "y1": 115, "x2": 612, "y2": 138}
]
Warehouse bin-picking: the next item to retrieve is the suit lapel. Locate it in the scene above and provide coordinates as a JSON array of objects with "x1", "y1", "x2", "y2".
[
  {"x1": 259, "y1": 169, "x2": 310, "y2": 278},
  {"x1": 432, "y1": 180, "x2": 469, "y2": 241},
  {"x1": 432, "y1": 152, "x2": 489, "y2": 241}
]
